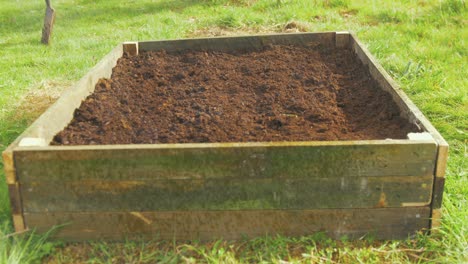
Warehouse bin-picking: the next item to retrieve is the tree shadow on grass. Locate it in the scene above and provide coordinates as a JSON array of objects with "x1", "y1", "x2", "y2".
[{"x1": 0, "y1": 0, "x2": 232, "y2": 37}]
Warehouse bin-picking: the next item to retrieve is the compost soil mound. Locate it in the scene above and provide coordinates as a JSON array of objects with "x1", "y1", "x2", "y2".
[{"x1": 52, "y1": 44, "x2": 419, "y2": 145}]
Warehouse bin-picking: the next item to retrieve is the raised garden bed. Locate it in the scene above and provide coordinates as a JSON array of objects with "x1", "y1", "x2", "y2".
[{"x1": 3, "y1": 32, "x2": 448, "y2": 241}]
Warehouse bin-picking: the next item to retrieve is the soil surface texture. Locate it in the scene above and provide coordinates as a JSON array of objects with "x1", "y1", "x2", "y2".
[{"x1": 52, "y1": 44, "x2": 419, "y2": 145}]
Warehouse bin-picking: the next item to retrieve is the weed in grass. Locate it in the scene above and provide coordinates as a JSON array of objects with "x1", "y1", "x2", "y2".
[
  {"x1": 216, "y1": 11, "x2": 242, "y2": 28},
  {"x1": 323, "y1": 0, "x2": 350, "y2": 8},
  {"x1": 374, "y1": 10, "x2": 408, "y2": 24},
  {"x1": 0, "y1": 225, "x2": 59, "y2": 264},
  {"x1": 439, "y1": 0, "x2": 466, "y2": 14}
]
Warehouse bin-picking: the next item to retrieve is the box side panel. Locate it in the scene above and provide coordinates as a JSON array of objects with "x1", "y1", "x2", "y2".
[
  {"x1": 3, "y1": 44, "x2": 122, "y2": 232},
  {"x1": 138, "y1": 32, "x2": 336, "y2": 52},
  {"x1": 349, "y1": 34, "x2": 448, "y2": 230},
  {"x1": 349, "y1": 34, "x2": 447, "y2": 145},
  {"x1": 24, "y1": 207, "x2": 431, "y2": 241},
  {"x1": 8, "y1": 44, "x2": 123, "y2": 146}
]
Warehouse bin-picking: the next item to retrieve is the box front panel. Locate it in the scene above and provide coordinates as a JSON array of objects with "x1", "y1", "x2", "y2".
[{"x1": 14, "y1": 141, "x2": 436, "y2": 239}]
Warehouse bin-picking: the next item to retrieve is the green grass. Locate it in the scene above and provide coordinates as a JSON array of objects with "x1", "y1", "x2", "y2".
[{"x1": 0, "y1": 0, "x2": 467, "y2": 263}]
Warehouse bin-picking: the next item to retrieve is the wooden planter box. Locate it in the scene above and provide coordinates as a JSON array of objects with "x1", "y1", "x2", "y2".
[{"x1": 3, "y1": 32, "x2": 448, "y2": 241}]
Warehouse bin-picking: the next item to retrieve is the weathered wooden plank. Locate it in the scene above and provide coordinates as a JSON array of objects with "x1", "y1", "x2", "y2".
[
  {"x1": 335, "y1": 31, "x2": 350, "y2": 48},
  {"x1": 3, "y1": 149, "x2": 26, "y2": 232},
  {"x1": 435, "y1": 143, "x2": 449, "y2": 177},
  {"x1": 24, "y1": 207, "x2": 430, "y2": 241},
  {"x1": 123, "y1": 42, "x2": 139, "y2": 56},
  {"x1": 432, "y1": 176, "x2": 445, "y2": 209},
  {"x1": 14, "y1": 141, "x2": 437, "y2": 182},
  {"x1": 431, "y1": 208, "x2": 442, "y2": 231},
  {"x1": 431, "y1": 144, "x2": 446, "y2": 229},
  {"x1": 21, "y1": 175, "x2": 433, "y2": 212},
  {"x1": 12, "y1": 214, "x2": 26, "y2": 232},
  {"x1": 349, "y1": 33, "x2": 449, "y2": 217},
  {"x1": 2, "y1": 150, "x2": 16, "y2": 184},
  {"x1": 138, "y1": 32, "x2": 336, "y2": 53},
  {"x1": 8, "y1": 184, "x2": 23, "y2": 215},
  {"x1": 350, "y1": 33, "x2": 418, "y2": 124}
]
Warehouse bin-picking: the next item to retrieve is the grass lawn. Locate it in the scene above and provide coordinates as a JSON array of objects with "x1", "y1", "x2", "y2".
[{"x1": 0, "y1": 0, "x2": 466, "y2": 262}]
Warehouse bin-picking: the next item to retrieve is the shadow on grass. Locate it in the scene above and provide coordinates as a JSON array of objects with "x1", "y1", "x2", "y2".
[{"x1": 0, "y1": 0, "x2": 234, "y2": 37}]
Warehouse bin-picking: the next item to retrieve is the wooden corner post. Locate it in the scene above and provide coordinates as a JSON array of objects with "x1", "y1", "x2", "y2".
[
  {"x1": 123, "y1": 42, "x2": 139, "y2": 56},
  {"x1": 2, "y1": 150, "x2": 26, "y2": 232},
  {"x1": 431, "y1": 141, "x2": 448, "y2": 232},
  {"x1": 335, "y1": 31, "x2": 350, "y2": 48}
]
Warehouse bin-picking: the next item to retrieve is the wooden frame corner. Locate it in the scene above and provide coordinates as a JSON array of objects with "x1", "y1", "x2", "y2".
[
  {"x1": 123, "y1": 42, "x2": 139, "y2": 56},
  {"x1": 432, "y1": 176, "x2": 445, "y2": 209},
  {"x1": 435, "y1": 143, "x2": 449, "y2": 178},
  {"x1": 430, "y1": 208, "x2": 442, "y2": 232},
  {"x1": 335, "y1": 31, "x2": 350, "y2": 48},
  {"x1": 8, "y1": 183, "x2": 26, "y2": 232},
  {"x1": 2, "y1": 150, "x2": 16, "y2": 184},
  {"x1": 12, "y1": 214, "x2": 26, "y2": 232}
]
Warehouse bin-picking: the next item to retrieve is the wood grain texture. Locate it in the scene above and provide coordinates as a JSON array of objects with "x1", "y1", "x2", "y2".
[
  {"x1": 2, "y1": 150, "x2": 16, "y2": 184},
  {"x1": 21, "y1": 175, "x2": 433, "y2": 212},
  {"x1": 7, "y1": 184, "x2": 23, "y2": 214},
  {"x1": 24, "y1": 207, "x2": 430, "y2": 241},
  {"x1": 349, "y1": 33, "x2": 448, "y2": 215},
  {"x1": 435, "y1": 143, "x2": 449, "y2": 177},
  {"x1": 4, "y1": 143, "x2": 25, "y2": 232},
  {"x1": 14, "y1": 141, "x2": 437, "y2": 183},
  {"x1": 335, "y1": 31, "x2": 350, "y2": 48},
  {"x1": 12, "y1": 214, "x2": 26, "y2": 232},
  {"x1": 432, "y1": 176, "x2": 445, "y2": 209},
  {"x1": 431, "y1": 208, "x2": 442, "y2": 231},
  {"x1": 138, "y1": 32, "x2": 336, "y2": 53},
  {"x1": 123, "y1": 42, "x2": 139, "y2": 56}
]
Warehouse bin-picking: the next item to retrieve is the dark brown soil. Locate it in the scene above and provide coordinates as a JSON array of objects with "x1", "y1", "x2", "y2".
[{"x1": 52, "y1": 44, "x2": 419, "y2": 145}]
